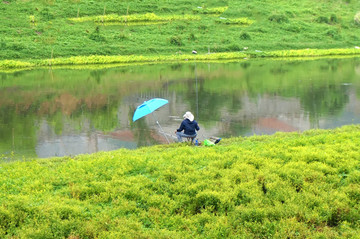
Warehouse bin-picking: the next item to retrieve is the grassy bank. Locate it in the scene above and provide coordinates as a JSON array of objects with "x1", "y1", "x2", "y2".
[
  {"x1": 1, "y1": 125, "x2": 360, "y2": 238},
  {"x1": 1, "y1": 48, "x2": 360, "y2": 71},
  {"x1": 1, "y1": 0, "x2": 360, "y2": 61}
]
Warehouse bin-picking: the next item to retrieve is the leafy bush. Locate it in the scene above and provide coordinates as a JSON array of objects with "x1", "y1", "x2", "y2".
[
  {"x1": 191, "y1": 191, "x2": 222, "y2": 214},
  {"x1": 240, "y1": 32, "x2": 251, "y2": 40},
  {"x1": 227, "y1": 43, "x2": 241, "y2": 51},
  {"x1": 330, "y1": 14, "x2": 339, "y2": 24},
  {"x1": 326, "y1": 29, "x2": 341, "y2": 39},
  {"x1": 40, "y1": 7, "x2": 55, "y2": 21},
  {"x1": 317, "y1": 16, "x2": 329, "y2": 24},
  {"x1": 198, "y1": 25, "x2": 207, "y2": 31},
  {"x1": 268, "y1": 14, "x2": 289, "y2": 23},
  {"x1": 188, "y1": 33, "x2": 196, "y2": 41},
  {"x1": 169, "y1": 36, "x2": 183, "y2": 46},
  {"x1": 89, "y1": 27, "x2": 106, "y2": 42}
]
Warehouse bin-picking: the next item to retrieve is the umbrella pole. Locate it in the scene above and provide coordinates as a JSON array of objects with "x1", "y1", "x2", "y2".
[{"x1": 152, "y1": 113, "x2": 170, "y2": 144}]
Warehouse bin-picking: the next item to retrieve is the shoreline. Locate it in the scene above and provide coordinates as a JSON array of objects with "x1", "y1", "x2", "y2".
[{"x1": 1, "y1": 48, "x2": 359, "y2": 72}]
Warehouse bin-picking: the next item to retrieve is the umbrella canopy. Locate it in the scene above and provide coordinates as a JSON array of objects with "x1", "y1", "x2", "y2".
[{"x1": 132, "y1": 98, "x2": 169, "y2": 122}]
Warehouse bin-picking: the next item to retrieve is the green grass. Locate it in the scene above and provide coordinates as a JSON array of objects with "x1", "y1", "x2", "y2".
[
  {"x1": 1, "y1": 125, "x2": 360, "y2": 238},
  {"x1": 1, "y1": 2, "x2": 360, "y2": 236},
  {"x1": 1, "y1": 0, "x2": 360, "y2": 61},
  {"x1": 1, "y1": 48, "x2": 360, "y2": 71}
]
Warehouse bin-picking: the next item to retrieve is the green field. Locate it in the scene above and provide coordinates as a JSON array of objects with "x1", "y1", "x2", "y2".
[
  {"x1": 1, "y1": 0, "x2": 360, "y2": 66},
  {"x1": 1, "y1": 125, "x2": 360, "y2": 238}
]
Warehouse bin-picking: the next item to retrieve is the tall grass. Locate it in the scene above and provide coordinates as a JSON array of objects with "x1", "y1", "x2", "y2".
[{"x1": 0, "y1": 125, "x2": 360, "y2": 237}]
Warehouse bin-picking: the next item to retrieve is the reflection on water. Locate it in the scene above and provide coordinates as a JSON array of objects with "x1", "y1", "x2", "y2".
[{"x1": 1, "y1": 57, "x2": 360, "y2": 158}]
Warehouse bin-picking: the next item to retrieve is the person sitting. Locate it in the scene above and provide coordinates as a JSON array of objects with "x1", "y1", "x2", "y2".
[{"x1": 175, "y1": 111, "x2": 200, "y2": 143}]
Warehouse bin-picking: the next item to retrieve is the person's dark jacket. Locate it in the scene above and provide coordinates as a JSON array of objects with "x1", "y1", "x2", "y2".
[{"x1": 177, "y1": 119, "x2": 200, "y2": 135}]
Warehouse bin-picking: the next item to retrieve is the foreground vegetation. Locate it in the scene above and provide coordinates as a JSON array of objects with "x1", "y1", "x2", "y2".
[
  {"x1": 1, "y1": 125, "x2": 360, "y2": 238},
  {"x1": 1, "y1": 0, "x2": 360, "y2": 63}
]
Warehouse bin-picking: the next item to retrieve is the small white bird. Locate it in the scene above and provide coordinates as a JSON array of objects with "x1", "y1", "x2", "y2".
[{"x1": 192, "y1": 50, "x2": 197, "y2": 54}]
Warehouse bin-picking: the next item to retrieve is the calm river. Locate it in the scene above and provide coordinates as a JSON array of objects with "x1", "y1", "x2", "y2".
[{"x1": 1, "y1": 57, "x2": 360, "y2": 158}]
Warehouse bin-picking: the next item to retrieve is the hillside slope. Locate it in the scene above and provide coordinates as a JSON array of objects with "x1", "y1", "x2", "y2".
[{"x1": 1, "y1": 0, "x2": 360, "y2": 60}]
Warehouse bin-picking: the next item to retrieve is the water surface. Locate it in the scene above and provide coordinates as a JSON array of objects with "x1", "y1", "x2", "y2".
[{"x1": 1, "y1": 57, "x2": 360, "y2": 158}]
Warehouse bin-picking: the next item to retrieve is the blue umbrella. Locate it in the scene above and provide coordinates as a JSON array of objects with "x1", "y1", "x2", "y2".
[
  {"x1": 133, "y1": 98, "x2": 170, "y2": 143},
  {"x1": 133, "y1": 98, "x2": 169, "y2": 122}
]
